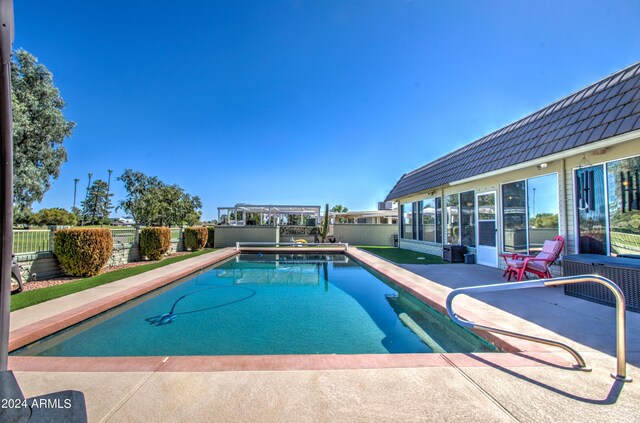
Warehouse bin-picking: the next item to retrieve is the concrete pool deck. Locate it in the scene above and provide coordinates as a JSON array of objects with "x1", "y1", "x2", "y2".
[{"x1": 7, "y1": 248, "x2": 640, "y2": 422}]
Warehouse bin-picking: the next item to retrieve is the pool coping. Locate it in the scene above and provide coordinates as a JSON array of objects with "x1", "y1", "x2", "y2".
[
  {"x1": 9, "y1": 247, "x2": 570, "y2": 373},
  {"x1": 8, "y1": 351, "x2": 571, "y2": 372},
  {"x1": 345, "y1": 248, "x2": 542, "y2": 354}
]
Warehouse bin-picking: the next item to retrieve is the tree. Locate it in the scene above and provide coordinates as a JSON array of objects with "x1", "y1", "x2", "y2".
[
  {"x1": 331, "y1": 205, "x2": 348, "y2": 213},
  {"x1": 13, "y1": 209, "x2": 34, "y2": 226},
  {"x1": 117, "y1": 170, "x2": 202, "y2": 227},
  {"x1": 33, "y1": 208, "x2": 77, "y2": 226},
  {"x1": 70, "y1": 206, "x2": 82, "y2": 222},
  {"x1": 81, "y1": 179, "x2": 113, "y2": 225},
  {"x1": 117, "y1": 169, "x2": 163, "y2": 226},
  {"x1": 152, "y1": 184, "x2": 202, "y2": 227},
  {"x1": 331, "y1": 204, "x2": 348, "y2": 223},
  {"x1": 172, "y1": 190, "x2": 202, "y2": 226},
  {"x1": 529, "y1": 213, "x2": 558, "y2": 229},
  {"x1": 12, "y1": 49, "x2": 76, "y2": 214}
]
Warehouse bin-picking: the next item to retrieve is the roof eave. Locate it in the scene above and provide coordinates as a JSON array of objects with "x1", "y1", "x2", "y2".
[{"x1": 386, "y1": 128, "x2": 640, "y2": 202}]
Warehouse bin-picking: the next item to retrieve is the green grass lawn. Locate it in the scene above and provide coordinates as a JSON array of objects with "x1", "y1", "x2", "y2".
[
  {"x1": 11, "y1": 249, "x2": 215, "y2": 312},
  {"x1": 357, "y1": 246, "x2": 444, "y2": 265}
]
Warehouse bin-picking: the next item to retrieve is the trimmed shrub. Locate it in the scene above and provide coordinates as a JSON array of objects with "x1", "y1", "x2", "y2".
[
  {"x1": 54, "y1": 228, "x2": 113, "y2": 277},
  {"x1": 205, "y1": 226, "x2": 215, "y2": 248},
  {"x1": 139, "y1": 227, "x2": 171, "y2": 260},
  {"x1": 183, "y1": 226, "x2": 208, "y2": 251}
]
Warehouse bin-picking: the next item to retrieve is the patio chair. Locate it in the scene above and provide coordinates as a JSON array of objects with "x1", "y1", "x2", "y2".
[{"x1": 500, "y1": 235, "x2": 564, "y2": 282}]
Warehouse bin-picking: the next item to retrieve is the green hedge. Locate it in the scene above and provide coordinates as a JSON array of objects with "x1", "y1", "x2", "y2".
[
  {"x1": 53, "y1": 228, "x2": 113, "y2": 277},
  {"x1": 206, "y1": 226, "x2": 215, "y2": 248},
  {"x1": 183, "y1": 226, "x2": 208, "y2": 251},
  {"x1": 139, "y1": 227, "x2": 171, "y2": 260}
]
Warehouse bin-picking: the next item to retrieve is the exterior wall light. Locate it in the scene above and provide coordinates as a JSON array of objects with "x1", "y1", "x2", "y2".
[{"x1": 537, "y1": 163, "x2": 548, "y2": 170}]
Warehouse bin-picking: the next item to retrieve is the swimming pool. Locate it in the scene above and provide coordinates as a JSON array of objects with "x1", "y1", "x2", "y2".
[{"x1": 13, "y1": 253, "x2": 496, "y2": 356}]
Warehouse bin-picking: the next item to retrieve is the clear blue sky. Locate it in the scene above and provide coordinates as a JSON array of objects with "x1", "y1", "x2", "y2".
[{"x1": 15, "y1": 1, "x2": 640, "y2": 220}]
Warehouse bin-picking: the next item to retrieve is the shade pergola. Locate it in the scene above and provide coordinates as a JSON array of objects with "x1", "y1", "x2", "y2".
[{"x1": 217, "y1": 204, "x2": 321, "y2": 226}]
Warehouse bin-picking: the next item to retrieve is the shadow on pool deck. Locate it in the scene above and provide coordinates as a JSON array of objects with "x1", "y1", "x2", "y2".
[{"x1": 400, "y1": 263, "x2": 640, "y2": 366}]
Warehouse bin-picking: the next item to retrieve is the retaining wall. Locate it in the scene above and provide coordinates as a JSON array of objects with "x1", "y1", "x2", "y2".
[
  {"x1": 15, "y1": 252, "x2": 64, "y2": 281},
  {"x1": 399, "y1": 239, "x2": 444, "y2": 256},
  {"x1": 213, "y1": 226, "x2": 280, "y2": 248},
  {"x1": 332, "y1": 224, "x2": 396, "y2": 246},
  {"x1": 17, "y1": 238, "x2": 184, "y2": 281}
]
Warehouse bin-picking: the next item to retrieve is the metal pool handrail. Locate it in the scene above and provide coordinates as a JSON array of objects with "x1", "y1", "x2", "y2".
[
  {"x1": 236, "y1": 241, "x2": 349, "y2": 250},
  {"x1": 446, "y1": 275, "x2": 632, "y2": 382}
]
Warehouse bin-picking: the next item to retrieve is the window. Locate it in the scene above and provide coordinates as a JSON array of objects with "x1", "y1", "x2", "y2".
[
  {"x1": 422, "y1": 198, "x2": 436, "y2": 242},
  {"x1": 416, "y1": 201, "x2": 423, "y2": 240},
  {"x1": 445, "y1": 194, "x2": 459, "y2": 244},
  {"x1": 459, "y1": 191, "x2": 475, "y2": 247},
  {"x1": 435, "y1": 197, "x2": 442, "y2": 243},
  {"x1": 444, "y1": 192, "x2": 474, "y2": 246},
  {"x1": 576, "y1": 165, "x2": 607, "y2": 255},
  {"x1": 503, "y1": 174, "x2": 559, "y2": 254},
  {"x1": 401, "y1": 203, "x2": 414, "y2": 239},
  {"x1": 527, "y1": 174, "x2": 560, "y2": 253},
  {"x1": 413, "y1": 203, "x2": 419, "y2": 239},
  {"x1": 502, "y1": 181, "x2": 527, "y2": 253},
  {"x1": 607, "y1": 156, "x2": 640, "y2": 256}
]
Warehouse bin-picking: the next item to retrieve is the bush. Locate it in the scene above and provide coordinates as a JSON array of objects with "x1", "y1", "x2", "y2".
[
  {"x1": 183, "y1": 226, "x2": 208, "y2": 251},
  {"x1": 54, "y1": 228, "x2": 113, "y2": 277},
  {"x1": 205, "y1": 226, "x2": 215, "y2": 248},
  {"x1": 139, "y1": 227, "x2": 171, "y2": 260}
]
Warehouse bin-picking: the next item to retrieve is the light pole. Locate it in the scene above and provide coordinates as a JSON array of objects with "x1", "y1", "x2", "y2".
[
  {"x1": 106, "y1": 169, "x2": 113, "y2": 193},
  {"x1": 106, "y1": 169, "x2": 112, "y2": 224},
  {"x1": 73, "y1": 178, "x2": 79, "y2": 210},
  {"x1": 82, "y1": 172, "x2": 93, "y2": 226},
  {"x1": 81, "y1": 172, "x2": 92, "y2": 226}
]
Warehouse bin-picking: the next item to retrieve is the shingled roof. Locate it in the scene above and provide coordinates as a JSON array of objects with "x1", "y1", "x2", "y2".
[{"x1": 386, "y1": 61, "x2": 640, "y2": 201}]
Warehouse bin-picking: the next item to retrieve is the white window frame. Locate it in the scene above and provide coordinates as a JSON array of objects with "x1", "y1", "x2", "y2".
[{"x1": 499, "y1": 172, "x2": 560, "y2": 255}]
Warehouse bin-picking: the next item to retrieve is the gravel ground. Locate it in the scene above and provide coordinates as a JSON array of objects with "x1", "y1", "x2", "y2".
[{"x1": 21, "y1": 251, "x2": 192, "y2": 292}]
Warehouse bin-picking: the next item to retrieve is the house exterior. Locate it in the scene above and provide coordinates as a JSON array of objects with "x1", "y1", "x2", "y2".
[
  {"x1": 386, "y1": 62, "x2": 640, "y2": 269},
  {"x1": 331, "y1": 202, "x2": 398, "y2": 224}
]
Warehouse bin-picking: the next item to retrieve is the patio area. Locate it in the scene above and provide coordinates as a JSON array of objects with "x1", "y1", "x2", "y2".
[
  {"x1": 400, "y1": 262, "x2": 640, "y2": 364},
  {"x1": 8, "y1": 252, "x2": 640, "y2": 422}
]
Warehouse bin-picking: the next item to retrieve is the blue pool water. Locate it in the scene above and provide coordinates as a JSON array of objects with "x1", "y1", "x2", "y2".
[{"x1": 13, "y1": 254, "x2": 496, "y2": 356}]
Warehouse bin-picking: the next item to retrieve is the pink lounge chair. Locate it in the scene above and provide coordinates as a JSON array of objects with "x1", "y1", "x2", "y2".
[{"x1": 500, "y1": 236, "x2": 564, "y2": 282}]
